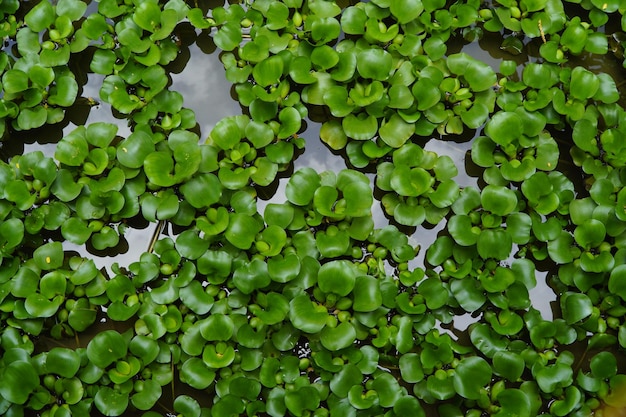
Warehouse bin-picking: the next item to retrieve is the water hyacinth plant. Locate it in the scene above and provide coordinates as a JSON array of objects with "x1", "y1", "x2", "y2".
[{"x1": 0, "y1": 0, "x2": 626, "y2": 416}]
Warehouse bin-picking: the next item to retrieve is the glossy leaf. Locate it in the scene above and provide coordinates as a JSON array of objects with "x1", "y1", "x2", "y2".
[
  {"x1": 86, "y1": 330, "x2": 128, "y2": 369},
  {"x1": 453, "y1": 357, "x2": 492, "y2": 399},
  {"x1": 0, "y1": 360, "x2": 39, "y2": 404}
]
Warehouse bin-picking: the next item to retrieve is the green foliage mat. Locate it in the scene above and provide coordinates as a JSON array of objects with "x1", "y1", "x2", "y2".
[{"x1": 1, "y1": 0, "x2": 626, "y2": 416}]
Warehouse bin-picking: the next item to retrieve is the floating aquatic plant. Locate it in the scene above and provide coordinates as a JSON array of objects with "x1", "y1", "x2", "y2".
[{"x1": 0, "y1": 0, "x2": 625, "y2": 416}]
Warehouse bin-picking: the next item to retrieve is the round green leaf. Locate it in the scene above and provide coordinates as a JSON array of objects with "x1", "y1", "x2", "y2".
[
  {"x1": 180, "y1": 358, "x2": 216, "y2": 390},
  {"x1": 321, "y1": 322, "x2": 357, "y2": 351},
  {"x1": 86, "y1": 330, "x2": 128, "y2": 369},
  {"x1": 356, "y1": 49, "x2": 392, "y2": 80},
  {"x1": 286, "y1": 168, "x2": 320, "y2": 206},
  {"x1": 34, "y1": 241, "x2": 63, "y2": 271},
  {"x1": 117, "y1": 131, "x2": 155, "y2": 169},
  {"x1": 201, "y1": 314, "x2": 234, "y2": 342},
  {"x1": 380, "y1": 113, "x2": 414, "y2": 148},
  {"x1": 353, "y1": 275, "x2": 382, "y2": 312},
  {"x1": 289, "y1": 294, "x2": 328, "y2": 333},
  {"x1": 485, "y1": 111, "x2": 523, "y2": 146},
  {"x1": 202, "y1": 342, "x2": 236, "y2": 368},
  {"x1": 573, "y1": 219, "x2": 606, "y2": 249},
  {"x1": 253, "y1": 55, "x2": 284, "y2": 87},
  {"x1": 560, "y1": 292, "x2": 593, "y2": 324},
  {"x1": 390, "y1": 0, "x2": 424, "y2": 23},
  {"x1": 318, "y1": 260, "x2": 356, "y2": 296},
  {"x1": 94, "y1": 386, "x2": 129, "y2": 417},
  {"x1": 477, "y1": 229, "x2": 512, "y2": 260},
  {"x1": 569, "y1": 66, "x2": 599, "y2": 100},
  {"x1": 0, "y1": 361, "x2": 39, "y2": 404},
  {"x1": 481, "y1": 185, "x2": 517, "y2": 216},
  {"x1": 131, "y1": 379, "x2": 162, "y2": 411},
  {"x1": 453, "y1": 356, "x2": 492, "y2": 399}
]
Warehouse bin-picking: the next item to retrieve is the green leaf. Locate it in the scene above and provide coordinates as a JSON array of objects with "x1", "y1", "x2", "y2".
[
  {"x1": 55, "y1": 129, "x2": 89, "y2": 166},
  {"x1": 522, "y1": 63, "x2": 558, "y2": 89},
  {"x1": 202, "y1": 342, "x2": 236, "y2": 368},
  {"x1": 285, "y1": 386, "x2": 321, "y2": 417},
  {"x1": 590, "y1": 351, "x2": 617, "y2": 379},
  {"x1": 485, "y1": 111, "x2": 523, "y2": 146},
  {"x1": 289, "y1": 294, "x2": 328, "y2": 333},
  {"x1": 253, "y1": 55, "x2": 284, "y2": 87},
  {"x1": 574, "y1": 219, "x2": 606, "y2": 249},
  {"x1": 372, "y1": 373, "x2": 403, "y2": 407},
  {"x1": 86, "y1": 330, "x2": 128, "y2": 369},
  {"x1": 321, "y1": 322, "x2": 357, "y2": 350},
  {"x1": 57, "y1": 0, "x2": 88, "y2": 21},
  {"x1": 353, "y1": 275, "x2": 383, "y2": 312},
  {"x1": 341, "y1": 6, "x2": 367, "y2": 34},
  {"x1": 28, "y1": 65, "x2": 55, "y2": 88},
  {"x1": 400, "y1": 353, "x2": 424, "y2": 383},
  {"x1": 231, "y1": 257, "x2": 270, "y2": 294},
  {"x1": 286, "y1": 168, "x2": 320, "y2": 206},
  {"x1": 180, "y1": 174, "x2": 222, "y2": 209},
  {"x1": 320, "y1": 120, "x2": 348, "y2": 150},
  {"x1": 24, "y1": 0, "x2": 54, "y2": 31},
  {"x1": 342, "y1": 112, "x2": 378, "y2": 140},
  {"x1": 609, "y1": 265, "x2": 626, "y2": 301},
  {"x1": 496, "y1": 389, "x2": 533, "y2": 417},
  {"x1": 477, "y1": 229, "x2": 512, "y2": 260},
  {"x1": 267, "y1": 254, "x2": 300, "y2": 284},
  {"x1": 569, "y1": 66, "x2": 599, "y2": 100},
  {"x1": 225, "y1": 213, "x2": 262, "y2": 250},
  {"x1": 0, "y1": 361, "x2": 39, "y2": 405},
  {"x1": 34, "y1": 241, "x2": 63, "y2": 270},
  {"x1": 560, "y1": 18, "x2": 587, "y2": 54},
  {"x1": 200, "y1": 314, "x2": 234, "y2": 342},
  {"x1": 380, "y1": 113, "x2": 414, "y2": 148},
  {"x1": 318, "y1": 260, "x2": 356, "y2": 296},
  {"x1": 92, "y1": 226, "x2": 120, "y2": 250},
  {"x1": 447, "y1": 53, "x2": 497, "y2": 91},
  {"x1": 561, "y1": 292, "x2": 593, "y2": 324},
  {"x1": 390, "y1": 0, "x2": 424, "y2": 23},
  {"x1": 144, "y1": 151, "x2": 176, "y2": 187},
  {"x1": 174, "y1": 395, "x2": 202, "y2": 417},
  {"x1": 131, "y1": 379, "x2": 161, "y2": 411},
  {"x1": 133, "y1": 2, "x2": 161, "y2": 32},
  {"x1": 48, "y1": 75, "x2": 78, "y2": 107},
  {"x1": 117, "y1": 131, "x2": 155, "y2": 169},
  {"x1": 493, "y1": 351, "x2": 525, "y2": 381},
  {"x1": 453, "y1": 357, "x2": 492, "y2": 399},
  {"x1": 17, "y1": 106, "x2": 48, "y2": 130},
  {"x1": 450, "y1": 278, "x2": 486, "y2": 311},
  {"x1": 331, "y1": 364, "x2": 363, "y2": 399},
  {"x1": 481, "y1": 185, "x2": 517, "y2": 216},
  {"x1": 277, "y1": 106, "x2": 301, "y2": 139},
  {"x1": 356, "y1": 49, "x2": 392, "y2": 80},
  {"x1": 94, "y1": 386, "x2": 129, "y2": 417},
  {"x1": 180, "y1": 358, "x2": 215, "y2": 390},
  {"x1": 46, "y1": 348, "x2": 81, "y2": 378}
]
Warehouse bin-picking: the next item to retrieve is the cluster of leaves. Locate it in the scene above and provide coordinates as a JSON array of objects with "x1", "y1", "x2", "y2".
[{"x1": 1, "y1": 0, "x2": 626, "y2": 416}]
